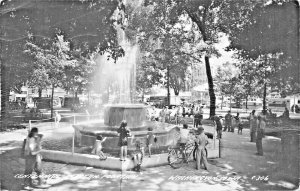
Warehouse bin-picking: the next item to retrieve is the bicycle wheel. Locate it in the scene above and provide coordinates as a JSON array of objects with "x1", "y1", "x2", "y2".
[
  {"x1": 168, "y1": 149, "x2": 184, "y2": 169},
  {"x1": 185, "y1": 143, "x2": 195, "y2": 161}
]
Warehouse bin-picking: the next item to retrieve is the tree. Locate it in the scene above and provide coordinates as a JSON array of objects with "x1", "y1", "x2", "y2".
[
  {"x1": 0, "y1": 0, "x2": 126, "y2": 129},
  {"x1": 215, "y1": 62, "x2": 240, "y2": 109},
  {"x1": 126, "y1": 1, "x2": 200, "y2": 105},
  {"x1": 25, "y1": 35, "x2": 70, "y2": 117},
  {"x1": 227, "y1": 1, "x2": 299, "y2": 114},
  {"x1": 233, "y1": 59, "x2": 260, "y2": 109}
]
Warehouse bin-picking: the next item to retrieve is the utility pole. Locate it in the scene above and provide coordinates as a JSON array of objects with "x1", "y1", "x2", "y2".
[{"x1": 167, "y1": 65, "x2": 170, "y2": 107}]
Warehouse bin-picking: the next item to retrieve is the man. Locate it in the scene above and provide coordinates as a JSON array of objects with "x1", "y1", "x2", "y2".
[
  {"x1": 256, "y1": 115, "x2": 265, "y2": 156},
  {"x1": 249, "y1": 110, "x2": 257, "y2": 142},
  {"x1": 194, "y1": 126, "x2": 209, "y2": 170},
  {"x1": 194, "y1": 111, "x2": 202, "y2": 128},
  {"x1": 224, "y1": 111, "x2": 232, "y2": 132},
  {"x1": 24, "y1": 128, "x2": 49, "y2": 190},
  {"x1": 160, "y1": 107, "x2": 166, "y2": 123}
]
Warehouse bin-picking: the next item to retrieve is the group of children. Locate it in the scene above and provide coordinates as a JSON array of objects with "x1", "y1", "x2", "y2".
[
  {"x1": 90, "y1": 120, "x2": 156, "y2": 172},
  {"x1": 91, "y1": 119, "x2": 210, "y2": 171}
]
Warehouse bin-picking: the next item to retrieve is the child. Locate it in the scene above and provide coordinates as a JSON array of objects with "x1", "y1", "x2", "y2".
[
  {"x1": 146, "y1": 127, "x2": 156, "y2": 157},
  {"x1": 117, "y1": 120, "x2": 131, "y2": 161},
  {"x1": 131, "y1": 139, "x2": 144, "y2": 172},
  {"x1": 214, "y1": 116, "x2": 222, "y2": 139},
  {"x1": 178, "y1": 124, "x2": 191, "y2": 161},
  {"x1": 54, "y1": 111, "x2": 61, "y2": 128},
  {"x1": 235, "y1": 113, "x2": 243, "y2": 134},
  {"x1": 91, "y1": 135, "x2": 107, "y2": 160}
]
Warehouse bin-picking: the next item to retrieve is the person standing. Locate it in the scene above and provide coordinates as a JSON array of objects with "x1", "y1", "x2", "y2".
[
  {"x1": 214, "y1": 116, "x2": 223, "y2": 139},
  {"x1": 146, "y1": 127, "x2": 156, "y2": 157},
  {"x1": 194, "y1": 111, "x2": 201, "y2": 128},
  {"x1": 160, "y1": 108, "x2": 166, "y2": 123},
  {"x1": 234, "y1": 113, "x2": 241, "y2": 134},
  {"x1": 199, "y1": 106, "x2": 204, "y2": 125},
  {"x1": 23, "y1": 128, "x2": 49, "y2": 190},
  {"x1": 54, "y1": 111, "x2": 61, "y2": 128},
  {"x1": 117, "y1": 120, "x2": 131, "y2": 161},
  {"x1": 224, "y1": 111, "x2": 232, "y2": 132},
  {"x1": 256, "y1": 115, "x2": 264, "y2": 156},
  {"x1": 165, "y1": 106, "x2": 171, "y2": 123},
  {"x1": 249, "y1": 110, "x2": 257, "y2": 142},
  {"x1": 194, "y1": 126, "x2": 209, "y2": 170}
]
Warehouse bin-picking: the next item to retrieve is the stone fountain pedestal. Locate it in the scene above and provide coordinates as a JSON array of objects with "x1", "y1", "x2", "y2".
[{"x1": 103, "y1": 104, "x2": 146, "y2": 127}]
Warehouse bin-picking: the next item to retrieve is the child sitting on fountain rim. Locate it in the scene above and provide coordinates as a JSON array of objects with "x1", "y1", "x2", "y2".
[
  {"x1": 91, "y1": 135, "x2": 107, "y2": 160},
  {"x1": 117, "y1": 120, "x2": 131, "y2": 161},
  {"x1": 130, "y1": 137, "x2": 144, "y2": 172}
]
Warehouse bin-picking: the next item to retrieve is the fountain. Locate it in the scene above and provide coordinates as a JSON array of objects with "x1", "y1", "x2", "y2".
[
  {"x1": 39, "y1": 1, "x2": 218, "y2": 170},
  {"x1": 72, "y1": 2, "x2": 179, "y2": 156}
]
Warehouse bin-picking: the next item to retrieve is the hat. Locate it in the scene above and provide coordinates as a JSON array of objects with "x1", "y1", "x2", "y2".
[
  {"x1": 197, "y1": 126, "x2": 204, "y2": 131},
  {"x1": 195, "y1": 126, "x2": 204, "y2": 134},
  {"x1": 214, "y1": 116, "x2": 220, "y2": 121}
]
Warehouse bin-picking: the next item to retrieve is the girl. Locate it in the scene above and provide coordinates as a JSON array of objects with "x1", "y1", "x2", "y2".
[
  {"x1": 117, "y1": 120, "x2": 131, "y2": 161},
  {"x1": 91, "y1": 135, "x2": 107, "y2": 160}
]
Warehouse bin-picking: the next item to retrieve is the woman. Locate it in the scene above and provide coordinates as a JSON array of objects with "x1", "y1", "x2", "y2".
[{"x1": 24, "y1": 128, "x2": 49, "y2": 189}]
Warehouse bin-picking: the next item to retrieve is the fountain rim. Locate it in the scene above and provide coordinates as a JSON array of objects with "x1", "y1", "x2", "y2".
[{"x1": 103, "y1": 104, "x2": 146, "y2": 108}]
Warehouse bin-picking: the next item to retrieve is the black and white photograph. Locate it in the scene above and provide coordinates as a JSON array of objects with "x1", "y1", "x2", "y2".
[{"x1": 0, "y1": 0, "x2": 299, "y2": 190}]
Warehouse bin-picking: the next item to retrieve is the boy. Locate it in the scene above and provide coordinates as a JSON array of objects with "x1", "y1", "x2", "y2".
[
  {"x1": 195, "y1": 126, "x2": 209, "y2": 170},
  {"x1": 214, "y1": 116, "x2": 222, "y2": 139},
  {"x1": 146, "y1": 127, "x2": 156, "y2": 157},
  {"x1": 131, "y1": 139, "x2": 144, "y2": 172},
  {"x1": 235, "y1": 113, "x2": 243, "y2": 134}
]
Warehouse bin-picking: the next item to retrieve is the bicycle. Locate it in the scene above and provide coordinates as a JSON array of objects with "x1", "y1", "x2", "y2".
[{"x1": 167, "y1": 141, "x2": 208, "y2": 169}]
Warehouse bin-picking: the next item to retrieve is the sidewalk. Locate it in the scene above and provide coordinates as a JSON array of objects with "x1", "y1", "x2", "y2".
[{"x1": 0, "y1": 122, "x2": 299, "y2": 190}]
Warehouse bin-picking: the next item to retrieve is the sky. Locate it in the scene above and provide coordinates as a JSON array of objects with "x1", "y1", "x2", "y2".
[{"x1": 209, "y1": 33, "x2": 237, "y2": 76}]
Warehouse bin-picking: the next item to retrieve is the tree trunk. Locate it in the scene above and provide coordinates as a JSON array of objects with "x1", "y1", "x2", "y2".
[
  {"x1": 50, "y1": 84, "x2": 54, "y2": 118},
  {"x1": 263, "y1": 83, "x2": 267, "y2": 115},
  {"x1": 221, "y1": 95, "x2": 223, "y2": 110},
  {"x1": 245, "y1": 95, "x2": 248, "y2": 109},
  {"x1": 205, "y1": 56, "x2": 216, "y2": 118},
  {"x1": 1, "y1": 64, "x2": 10, "y2": 130},
  {"x1": 38, "y1": 88, "x2": 42, "y2": 98},
  {"x1": 174, "y1": 88, "x2": 179, "y2": 96},
  {"x1": 167, "y1": 65, "x2": 170, "y2": 107}
]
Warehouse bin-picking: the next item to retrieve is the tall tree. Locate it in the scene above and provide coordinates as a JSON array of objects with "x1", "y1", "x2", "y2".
[
  {"x1": 227, "y1": 1, "x2": 299, "y2": 113},
  {"x1": 0, "y1": 0, "x2": 125, "y2": 129}
]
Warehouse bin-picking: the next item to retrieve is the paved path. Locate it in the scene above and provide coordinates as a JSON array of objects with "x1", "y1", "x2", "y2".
[{"x1": 0, "y1": 122, "x2": 299, "y2": 191}]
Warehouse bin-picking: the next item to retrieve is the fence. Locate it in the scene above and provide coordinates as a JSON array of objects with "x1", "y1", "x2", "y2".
[{"x1": 27, "y1": 113, "x2": 102, "y2": 155}]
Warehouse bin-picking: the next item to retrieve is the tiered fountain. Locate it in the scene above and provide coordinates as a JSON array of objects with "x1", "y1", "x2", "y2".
[{"x1": 72, "y1": 5, "x2": 179, "y2": 156}]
